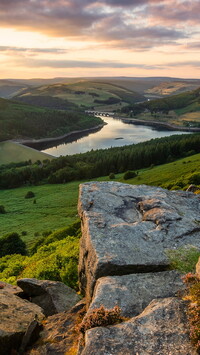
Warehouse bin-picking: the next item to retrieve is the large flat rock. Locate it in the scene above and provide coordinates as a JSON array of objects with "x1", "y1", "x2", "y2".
[
  {"x1": 0, "y1": 290, "x2": 44, "y2": 354},
  {"x1": 78, "y1": 182, "x2": 200, "y2": 303},
  {"x1": 82, "y1": 297, "x2": 196, "y2": 355},
  {"x1": 89, "y1": 270, "x2": 185, "y2": 317}
]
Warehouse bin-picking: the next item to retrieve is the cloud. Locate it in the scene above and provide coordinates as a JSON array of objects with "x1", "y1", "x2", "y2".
[
  {"x1": 15, "y1": 57, "x2": 160, "y2": 69},
  {"x1": 87, "y1": 13, "x2": 187, "y2": 49},
  {"x1": 0, "y1": 0, "x2": 195, "y2": 51},
  {"x1": 149, "y1": 0, "x2": 200, "y2": 26},
  {"x1": 0, "y1": 46, "x2": 67, "y2": 54},
  {"x1": 166, "y1": 60, "x2": 200, "y2": 68},
  {"x1": 185, "y1": 42, "x2": 200, "y2": 49}
]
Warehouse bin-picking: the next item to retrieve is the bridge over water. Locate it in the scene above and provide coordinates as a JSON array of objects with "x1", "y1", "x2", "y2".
[{"x1": 85, "y1": 110, "x2": 115, "y2": 116}]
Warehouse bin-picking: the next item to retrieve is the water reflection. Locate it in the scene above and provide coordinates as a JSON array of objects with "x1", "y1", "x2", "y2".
[{"x1": 41, "y1": 116, "x2": 186, "y2": 157}]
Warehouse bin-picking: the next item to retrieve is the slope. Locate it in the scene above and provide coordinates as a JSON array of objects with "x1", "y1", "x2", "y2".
[
  {"x1": 0, "y1": 97, "x2": 102, "y2": 141},
  {"x1": 14, "y1": 80, "x2": 145, "y2": 111},
  {"x1": 121, "y1": 87, "x2": 200, "y2": 128}
]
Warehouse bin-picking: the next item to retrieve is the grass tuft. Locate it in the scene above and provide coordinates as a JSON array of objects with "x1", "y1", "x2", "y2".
[{"x1": 166, "y1": 246, "x2": 200, "y2": 274}]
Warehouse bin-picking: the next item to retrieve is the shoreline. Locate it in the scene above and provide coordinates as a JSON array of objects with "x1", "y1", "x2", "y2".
[
  {"x1": 5, "y1": 115, "x2": 200, "y2": 152},
  {"x1": 114, "y1": 116, "x2": 200, "y2": 132},
  {"x1": 11, "y1": 123, "x2": 106, "y2": 146}
]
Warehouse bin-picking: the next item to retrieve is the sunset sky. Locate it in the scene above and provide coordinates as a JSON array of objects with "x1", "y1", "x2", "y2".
[{"x1": 0, "y1": 0, "x2": 199, "y2": 79}]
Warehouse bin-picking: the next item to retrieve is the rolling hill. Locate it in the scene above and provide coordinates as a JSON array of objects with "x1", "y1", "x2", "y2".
[
  {"x1": 122, "y1": 86, "x2": 200, "y2": 128},
  {"x1": 144, "y1": 80, "x2": 200, "y2": 98},
  {"x1": 0, "y1": 80, "x2": 28, "y2": 99},
  {"x1": 4, "y1": 76, "x2": 200, "y2": 104},
  {"x1": 14, "y1": 80, "x2": 145, "y2": 111}
]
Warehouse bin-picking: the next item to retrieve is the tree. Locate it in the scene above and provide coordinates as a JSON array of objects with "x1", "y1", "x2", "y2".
[
  {"x1": 0, "y1": 205, "x2": 6, "y2": 214},
  {"x1": 123, "y1": 171, "x2": 137, "y2": 180},
  {"x1": 0, "y1": 232, "x2": 26, "y2": 257},
  {"x1": 25, "y1": 191, "x2": 35, "y2": 199}
]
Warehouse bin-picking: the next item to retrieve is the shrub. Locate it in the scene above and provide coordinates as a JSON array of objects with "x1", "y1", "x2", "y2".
[
  {"x1": 0, "y1": 205, "x2": 6, "y2": 214},
  {"x1": 0, "y1": 254, "x2": 27, "y2": 282},
  {"x1": 30, "y1": 220, "x2": 81, "y2": 254},
  {"x1": 109, "y1": 173, "x2": 115, "y2": 179},
  {"x1": 42, "y1": 230, "x2": 52, "y2": 237},
  {"x1": 25, "y1": 191, "x2": 35, "y2": 199},
  {"x1": 0, "y1": 237, "x2": 79, "y2": 289},
  {"x1": 78, "y1": 305, "x2": 125, "y2": 334},
  {"x1": 0, "y1": 232, "x2": 27, "y2": 258},
  {"x1": 21, "y1": 237, "x2": 79, "y2": 289},
  {"x1": 123, "y1": 170, "x2": 137, "y2": 180},
  {"x1": 188, "y1": 173, "x2": 200, "y2": 185},
  {"x1": 21, "y1": 231, "x2": 27, "y2": 236}
]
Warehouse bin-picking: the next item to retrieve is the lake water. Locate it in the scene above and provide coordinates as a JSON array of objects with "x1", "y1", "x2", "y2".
[{"x1": 41, "y1": 116, "x2": 187, "y2": 157}]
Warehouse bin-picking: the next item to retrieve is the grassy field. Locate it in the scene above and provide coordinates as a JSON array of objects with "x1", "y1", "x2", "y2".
[
  {"x1": 0, "y1": 182, "x2": 80, "y2": 247},
  {"x1": 0, "y1": 141, "x2": 54, "y2": 165},
  {"x1": 118, "y1": 153, "x2": 200, "y2": 188},
  {"x1": 1, "y1": 152, "x2": 200, "y2": 248}
]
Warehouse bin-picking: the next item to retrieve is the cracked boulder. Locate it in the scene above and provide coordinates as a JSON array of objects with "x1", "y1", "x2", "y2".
[
  {"x1": 17, "y1": 278, "x2": 81, "y2": 316},
  {"x1": 0, "y1": 289, "x2": 44, "y2": 354},
  {"x1": 89, "y1": 270, "x2": 185, "y2": 317},
  {"x1": 78, "y1": 182, "x2": 200, "y2": 304},
  {"x1": 81, "y1": 297, "x2": 196, "y2": 355}
]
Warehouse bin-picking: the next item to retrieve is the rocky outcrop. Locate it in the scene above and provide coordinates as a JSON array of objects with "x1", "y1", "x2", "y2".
[
  {"x1": 82, "y1": 298, "x2": 195, "y2": 355},
  {"x1": 89, "y1": 270, "x2": 185, "y2": 317},
  {"x1": 78, "y1": 182, "x2": 200, "y2": 304},
  {"x1": 0, "y1": 289, "x2": 44, "y2": 354},
  {"x1": 78, "y1": 182, "x2": 200, "y2": 354},
  {"x1": 27, "y1": 299, "x2": 86, "y2": 355},
  {"x1": 17, "y1": 278, "x2": 81, "y2": 316},
  {"x1": 0, "y1": 280, "x2": 22, "y2": 296}
]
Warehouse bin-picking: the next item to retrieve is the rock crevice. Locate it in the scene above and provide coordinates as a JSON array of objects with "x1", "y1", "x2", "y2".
[{"x1": 78, "y1": 182, "x2": 200, "y2": 354}]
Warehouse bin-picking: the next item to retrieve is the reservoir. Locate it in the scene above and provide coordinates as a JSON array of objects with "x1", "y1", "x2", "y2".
[{"x1": 41, "y1": 116, "x2": 187, "y2": 157}]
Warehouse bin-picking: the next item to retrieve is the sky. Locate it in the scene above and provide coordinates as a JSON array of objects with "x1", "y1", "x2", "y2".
[{"x1": 0, "y1": 0, "x2": 199, "y2": 79}]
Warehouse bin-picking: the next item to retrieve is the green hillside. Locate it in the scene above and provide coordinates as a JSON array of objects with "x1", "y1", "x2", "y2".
[
  {"x1": 0, "y1": 141, "x2": 54, "y2": 165},
  {"x1": 122, "y1": 87, "x2": 200, "y2": 127},
  {"x1": 1, "y1": 152, "x2": 200, "y2": 246},
  {"x1": 0, "y1": 97, "x2": 102, "y2": 141},
  {"x1": 0, "y1": 151, "x2": 200, "y2": 288},
  {"x1": 0, "y1": 80, "x2": 27, "y2": 98},
  {"x1": 14, "y1": 80, "x2": 145, "y2": 111}
]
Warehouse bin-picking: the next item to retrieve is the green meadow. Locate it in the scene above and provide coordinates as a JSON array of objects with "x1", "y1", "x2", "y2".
[
  {"x1": 120, "y1": 152, "x2": 200, "y2": 189},
  {"x1": 0, "y1": 182, "x2": 80, "y2": 247},
  {"x1": 1, "y1": 152, "x2": 200, "y2": 248}
]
